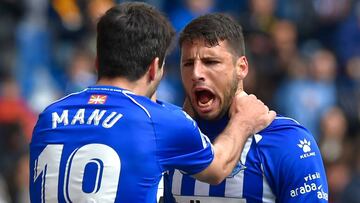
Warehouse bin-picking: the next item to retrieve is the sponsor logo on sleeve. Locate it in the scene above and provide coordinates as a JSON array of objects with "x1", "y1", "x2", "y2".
[
  {"x1": 297, "y1": 139, "x2": 316, "y2": 159},
  {"x1": 290, "y1": 172, "x2": 328, "y2": 201}
]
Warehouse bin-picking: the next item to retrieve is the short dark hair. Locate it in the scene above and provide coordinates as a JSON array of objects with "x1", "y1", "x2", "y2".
[
  {"x1": 179, "y1": 13, "x2": 245, "y2": 57},
  {"x1": 96, "y1": 2, "x2": 175, "y2": 81}
]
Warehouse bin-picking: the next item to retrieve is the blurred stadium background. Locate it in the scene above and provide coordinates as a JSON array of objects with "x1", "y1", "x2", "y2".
[{"x1": 0, "y1": 0, "x2": 359, "y2": 202}]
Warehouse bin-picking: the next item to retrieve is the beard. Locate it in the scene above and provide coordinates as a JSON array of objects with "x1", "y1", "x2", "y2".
[
  {"x1": 216, "y1": 70, "x2": 239, "y2": 119},
  {"x1": 193, "y1": 70, "x2": 239, "y2": 121}
]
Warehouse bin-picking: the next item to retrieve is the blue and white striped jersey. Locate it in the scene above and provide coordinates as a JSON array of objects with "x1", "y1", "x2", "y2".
[
  {"x1": 163, "y1": 113, "x2": 329, "y2": 203},
  {"x1": 29, "y1": 86, "x2": 213, "y2": 203}
]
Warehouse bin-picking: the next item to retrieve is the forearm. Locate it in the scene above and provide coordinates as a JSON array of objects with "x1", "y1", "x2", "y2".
[
  {"x1": 193, "y1": 117, "x2": 250, "y2": 184},
  {"x1": 192, "y1": 93, "x2": 275, "y2": 184},
  {"x1": 214, "y1": 118, "x2": 249, "y2": 174}
]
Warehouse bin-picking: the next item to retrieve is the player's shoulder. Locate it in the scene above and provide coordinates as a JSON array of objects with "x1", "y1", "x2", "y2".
[
  {"x1": 42, "y1": 89, "x2": 88, "y2": 113},
  {"x1": 255, "y1": 115, "x2": 316, "y2": 151},
  {"x1": 259, "y1": 115, "x2": 311, "y2": 138},
  {"x1": 155, "y1": 99, "x2": 190, "y2": 118},
  {"x1": 41, "y1": 87, "x2": 161, "y2": 117},
  {"x1": 254, "y1": 116, "x2": 328, "y2": 202},
  {"x1": 156, "y1": 100, "x2": 182, "y2": 112},
  {"x1": 153, "y1": 99, "x2": 195, "y2": 126}
]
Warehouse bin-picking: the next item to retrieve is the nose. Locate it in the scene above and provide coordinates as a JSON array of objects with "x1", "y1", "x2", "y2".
[{"x1": 192, "y1": 61, "x2": 205, "y2": 82}]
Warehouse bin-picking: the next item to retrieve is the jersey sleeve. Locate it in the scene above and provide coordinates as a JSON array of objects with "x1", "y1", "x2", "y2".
[
  {"x1": 154, "y1": 110, "x2": 214, "y2": 175},
  {"x1": 258, "y1": 121, "x2": 329, "y2": 202}
]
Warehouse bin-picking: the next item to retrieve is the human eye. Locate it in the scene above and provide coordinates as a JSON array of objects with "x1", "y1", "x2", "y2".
[
  {"x1": 182, "y1": 61, "x2": 194, "y2": 68},
  {"x1": 204, "y1": 59, "x2": 220, "y2": 66}
]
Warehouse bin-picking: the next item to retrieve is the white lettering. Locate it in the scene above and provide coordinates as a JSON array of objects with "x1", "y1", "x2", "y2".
[
  {"x1": 52, "y1": 109, "x2": 122, "y2": 129},
  {"x1": 290, "y1": 190, "x2": 296, "y2": 197},
  {"x1": 290, "y1": 182, "x2": 327, "y2": 199},
  {"x1": 87, "y1": 109, "x2": 107, "y2": 126},
  {"x1": 300, "y1": 152, "x2": 316, "y2": 159},
  {"x1": 71, "y1": 108, "x2": 85, "y2": 125},
  {"x1": 52, "y1": 110, "x2": 69, "y2": 129},
  {"x1": 102, "y1": 112, "x2": 123, "y2": 128},
  {"x1": 304, "y1": 172, "x2": 321, "y2": 182},
  {"x1": 317, "y1": 189, "x2": 328, "y2": 200}
]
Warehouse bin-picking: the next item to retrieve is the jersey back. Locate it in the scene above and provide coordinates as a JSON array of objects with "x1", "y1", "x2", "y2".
[{"x1": 30, "y1": 86, "x2": 213, "y2": 203}]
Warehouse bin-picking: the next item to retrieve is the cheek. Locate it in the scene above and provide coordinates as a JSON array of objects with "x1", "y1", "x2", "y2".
[
  {"x1": 181, "y1": 74, "x2": 192, "y2": 92},
  {"x1": 216, "y1": 78, "x2": 235, "y2": 101},
  {"x1": 180, "y1": 69, "x2": 188, "y2": 81}
]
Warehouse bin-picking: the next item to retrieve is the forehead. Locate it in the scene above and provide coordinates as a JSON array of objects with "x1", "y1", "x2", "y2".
[{"x1": 180, "y1": 39, "x2": 233, "y2": 58}]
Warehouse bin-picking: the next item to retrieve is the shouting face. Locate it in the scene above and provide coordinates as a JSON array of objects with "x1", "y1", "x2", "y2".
[{"x1": 181, "y1": 39, "x2": 248, "y2": 120}]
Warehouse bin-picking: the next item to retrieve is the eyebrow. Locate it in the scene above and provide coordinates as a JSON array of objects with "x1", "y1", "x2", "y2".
[
  {"x1": 201, "y1": 56, "x2": 221, "y2": 61},
  {"x1": 182, "y1": 55, "x2": 221, "y2": 62}
]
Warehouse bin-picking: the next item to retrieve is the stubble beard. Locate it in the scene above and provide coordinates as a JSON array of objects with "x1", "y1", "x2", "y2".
[{"x1": 193, "y1": 71, "x2": 239, "y2": 121}]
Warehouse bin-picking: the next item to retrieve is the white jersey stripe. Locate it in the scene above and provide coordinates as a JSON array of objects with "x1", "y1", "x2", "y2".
[
  {"x1": 225, "y1": 136, "x2": 253, "y2": 198},
  {"x1": 275, "y1": 116, "x2": 300, "y2": 125},
  {"x1": 122, "y1": 92, "x2": 151, "y2": 118},
  {"x1": 224, "y1": 172, "x2": 245, "y2": 198},
  {"x1": 260, "y1": 163, "x2": 276, "y2": 203},
  {"x1": 241, "y1": 136, "x2": 253, "y2": 164},
  {"x1": 194, "y1": 180, "x2": 210, "y2": 196},
  {"x1": 262, "y1": 175, "x2": 276, "y2": 203},
  {"x1": 172, "y1": 170, "x2": 183, "y2": 195},
  {"x1": 157, "y1": 175, "x2": 164, "y2": 202}
]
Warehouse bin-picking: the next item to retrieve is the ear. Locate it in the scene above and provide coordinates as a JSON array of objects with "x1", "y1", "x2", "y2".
[
  {"x1": 235, "y1": 56, "x2": 249, "y2": 80},
  {"x1": 148, "y1": 57, "x2": 161, "y2": 81}
]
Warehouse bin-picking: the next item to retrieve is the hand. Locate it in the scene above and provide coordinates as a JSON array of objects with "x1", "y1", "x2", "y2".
[{"x1": 229, "y1": 92, "x2": 276, "y2": 134}]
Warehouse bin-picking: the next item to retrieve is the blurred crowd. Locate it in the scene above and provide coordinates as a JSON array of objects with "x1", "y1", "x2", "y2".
[{"x1": 0, "y1": 0, "x2": 359, "y2": 202}]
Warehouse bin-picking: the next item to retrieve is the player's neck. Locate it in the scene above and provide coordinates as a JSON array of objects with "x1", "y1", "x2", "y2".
[{"x1": 97, "y1": 76, "x2": 149, "y2": 97}]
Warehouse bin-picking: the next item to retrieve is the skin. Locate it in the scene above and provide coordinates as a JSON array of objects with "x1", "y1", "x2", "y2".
[
  {"x1": 181, "y1": 39, "x2": 249, "y2": 120},
  {"x1": 98, "y1": 52, "x2": 274, "y2": 184}
]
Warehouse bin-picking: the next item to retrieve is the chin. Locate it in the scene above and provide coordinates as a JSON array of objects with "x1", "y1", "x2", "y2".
[{"x1": 196, "y1": 111, "x2": 222, "y2": 121}]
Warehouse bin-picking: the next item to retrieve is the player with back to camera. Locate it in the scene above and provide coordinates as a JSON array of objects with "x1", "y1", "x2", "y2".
[
  {"x1": 162, "y1": 13, "x2": 329, "y2": 203},
  {"x1": 29, "y1": 2, "x2": 275, "y2": 203}
]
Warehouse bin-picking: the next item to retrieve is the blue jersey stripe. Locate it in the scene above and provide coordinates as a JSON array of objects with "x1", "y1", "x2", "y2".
[
  {"x1": 181, "y1": 174, "x2": 196, "y2": 195},
  {"x1": 164, "y1": 114, "x2": 329, "y2": 203},
  {"x1": 209, "y1": 181, "x2": 226, "y2": 196},
  {"x1": 243, "y1": 139, "x2": 263, "y2": 202}
]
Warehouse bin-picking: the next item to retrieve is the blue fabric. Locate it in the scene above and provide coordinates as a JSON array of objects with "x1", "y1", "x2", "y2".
[
  {"x1": 29, "y1": 86, "x2": 213, "y2": 203},
  {"x1": 164, "y1": 114, "x2": 329, "y2": 202}
]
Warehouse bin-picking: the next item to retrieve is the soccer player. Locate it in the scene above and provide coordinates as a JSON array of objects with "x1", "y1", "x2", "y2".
[
  {"x1": 29, "y1": 3, "x2": 275, "y2": 203},
  {"x1": 162, "y1": 13, "x2": 329, "y2": 202}
]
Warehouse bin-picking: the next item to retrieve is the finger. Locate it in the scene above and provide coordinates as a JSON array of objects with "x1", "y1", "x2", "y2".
[
  {"x1": 257, "y1": 99, "x2": 264, "y2": 105},
  {"x1": 237, "y1": 91, "x2": 248, "y2": 97},
  {"x1": 248, "y1": 94, "x2": 257, "y2": 99},
  {"x1": 264, "y1": 105, "x2": 269, "y2": 113},
  {"x1": 268, "y1": 110, "x2": 277, "y2": 120}
]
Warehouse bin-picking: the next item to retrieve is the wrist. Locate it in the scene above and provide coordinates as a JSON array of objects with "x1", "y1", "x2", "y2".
[
  {"x1": 229, "y1": 114, "x2": 254, "y2": 136},
  {"x1": 226, "y1": 116, "x2": 252, "y2": 143}
]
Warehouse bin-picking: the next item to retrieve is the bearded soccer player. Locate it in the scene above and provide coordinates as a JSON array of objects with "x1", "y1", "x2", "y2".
[
  {"x1": 29, "y1": 2, "x2": 275, "y2": 203},
  {"x1": 162, "y1": 13, "x2": 328, "y2": 203}
]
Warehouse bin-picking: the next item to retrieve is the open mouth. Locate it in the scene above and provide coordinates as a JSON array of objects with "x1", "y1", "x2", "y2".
[{"x1": 194, "y1": 89, "x2": 215, "y2": 108}]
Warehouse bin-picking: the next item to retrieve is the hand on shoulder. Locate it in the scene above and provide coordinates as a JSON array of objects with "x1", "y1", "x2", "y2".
[{"x1": 229, "y1": 92, "x2": 276, "y2": 135}]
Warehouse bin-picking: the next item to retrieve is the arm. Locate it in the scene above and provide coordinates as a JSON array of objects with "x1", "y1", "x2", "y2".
[
  {"x1": 193, "y1": 93, "x2": 276, "y2": 184},
  {"x1": 257, "y1": 120, "x2": 328, "y2": 202},
  {"x1": 278, "y1": 132, "x2": 328, "y2": 202}
]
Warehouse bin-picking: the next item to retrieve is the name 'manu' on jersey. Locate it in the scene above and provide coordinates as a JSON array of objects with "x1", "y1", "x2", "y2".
[{"x1": 29, "y1": 86, "x2": 214, "y2": 203}]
